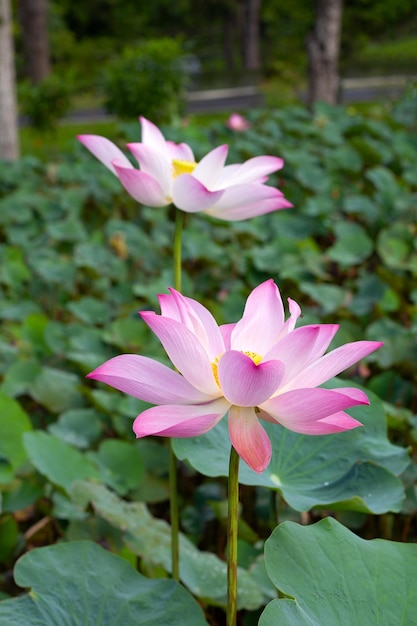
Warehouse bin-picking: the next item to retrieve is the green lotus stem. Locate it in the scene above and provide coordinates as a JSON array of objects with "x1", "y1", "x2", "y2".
[
  {"x1": 170, "y1": 208, "x2": 184, "y2": 582},
  {"x1": 227, "y1": 445, "x2": 240, "y2": 626},
  {"x1": 169, "y1": 443, "x2": 180, "y2": 581},
  {"x1": 173, "y1": 208, "x2": 184, "y2": 293}
]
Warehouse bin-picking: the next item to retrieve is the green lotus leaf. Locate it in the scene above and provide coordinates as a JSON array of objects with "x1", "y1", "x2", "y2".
[
  {"x1": 29, "y1": 366, "x2": 84, "y2": 413},
  {"x1": 174, "y1": 384, "x2": 408, "y2": 513},
  {"x1": 71, "y1": 481, "x2": 264, "y2": 610},
  {"x1": 327, "y1": 222, "x2": 373, "y2": 266},
  {"x1": 23, "y1": 431, "x2": 101, "y2": 491},
  {"x1": 0, "y1": 394, "x2": 32, "y2": 484},
  {"x1": 260, "y1": 517, "x2": 417, "y2": 626},
  {"x1": 0, "y1": 540, "x2": 208, "y2": 625}
]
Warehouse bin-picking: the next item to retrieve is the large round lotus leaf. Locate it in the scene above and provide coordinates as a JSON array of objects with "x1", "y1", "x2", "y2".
[
  {"x1": 0, "y1": 246, "x2": 30, "y2": 287},
  {"x1": 366, "y1": 165, "x2": 402, "y2": 210},
  {"x1": 0, "y1": 540, "x2": 208, "y2": 625},
  {"x1": 67, "y1": 296, "x2": 112, "y2": 325},
  {"x1": 71, "y1": 481, "x2": 264, "y2": 611},
  {"x1": 0, "y1": 360, "x2": 41, "y2": 398},
  {"x1": 377, "y1": 224, "x2": 413, "y2": 270},
  {"x1": 48, "y1": 408, "x2": 104, "y2": 449},
  {"x1": 174, "y1": 383, "x2": 408, "y2": 513},
  {"x1": 29, "y1": 366, "x2": 84, "y2": 413},
  {"x1": 0, "y1": 393, "x2": 32, "y2": 483},
  {"x1": 327, "y1": 221, "x2": 373, "y2": 266},
  {"x1": 260, "y1": 517, "x2": 417, "y2": 626},
  {"x1": 89, "y1": 438, "x2": 145, "y2": 495},
  {"x1": 260, "y1": 600, "x2": 314, "y2": 625},
  {"x1": 23, "y1": 431, "x2": 102, "y2": 491}
]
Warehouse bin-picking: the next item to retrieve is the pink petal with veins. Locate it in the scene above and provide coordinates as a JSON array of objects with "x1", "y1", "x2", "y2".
[
  {"x1": 87, "y1": 354, "x2": 211, "y2": 404},
  {"x1": 281, "y1": 341, "x2": 384, "y2": 392},
  {"x1": 165, "y1": 140, "x2": 195, "y2": 162},
  {"x1": 231, "y1": 279, "x2": 285, "y2": 355},
  {"x1": 265, "y1": 324, "x2": 339, "y2": 388},
  {"x1": 163, "y1": 289, "x2": 224, "y2": 358},
  {"x1": 112, "y1": 161, "x2": 167, "y2": 206},
  {"x1": 224, "y1": 155, "x2": 284, "y2": 185},
  {"x1": 218, "y1": 351, "x2": 284, "y2": 406},
  {"x1": 140, "y1": 311, "x2": 219, "y2": 396},
  {"x1": 172, "y1": 175, "x2": 224, "y2": 213},
  {"x1": 209, "y1": 197, "x2": 292, "y2": 221},
  {"x1": 133, "y1": 398, "x2": 230, "y2": 437},
  {"x1": 219, "y1": 323, "x2": 235, "y2": 350},
  {"x1": 275, "y1": 298, "x2": 302, "y2": 341},
  {"x1": 192, "y1": 145, "x2": 229, "y2": 188},
  {"x1": 209, "y1": 182, "x2": 283, "y2": 211},
  {"x1": 260, "y1": 387, "x2": 368, "y2": 434},
  {"x1": 127, "y1": 143, "x2": 172, "y2": 195},
  {"x1": 313, "y1": 412, "x2": 363, "y2": 433},
  {"x1": 78, "y1": 135, "x2": 132, "y2": 175},
  {"x1": 206, "y1": 184, "x2": 292, "y2": 221},
  {"x1": 228, "y1": 406, "x2": 272, "y2": 472},
  {"x1": 140, "y1": 116, "x2": 167, "y2": 153}
]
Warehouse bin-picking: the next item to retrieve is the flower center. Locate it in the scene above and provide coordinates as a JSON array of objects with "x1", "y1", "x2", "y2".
[
  {"x1": 244, "y1": 351, "x2": 262, "y2": 365},
  {"x1": 211, "y1": 356, "x2": 221, "y2": 388},
  {"x1": 172, "y1": 159, "x2": 197, "y2": 178},
  {"x1": 211, "y1": 351, "x2": 262, "y2": 389}
]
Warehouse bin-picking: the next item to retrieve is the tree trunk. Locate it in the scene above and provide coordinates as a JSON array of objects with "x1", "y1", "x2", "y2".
[
  {"x1": 0, "y1": 0, "x2": 19, "y2": 160},
  {"x1": 19, "y1": 0, "x2": 50, "y2": 83},
  {"x1": 306, "y1": 0, "x2": 343, "y2": 105},
  {"x1": 243, "y1": 0, "x2": 261, "y2": 72}
]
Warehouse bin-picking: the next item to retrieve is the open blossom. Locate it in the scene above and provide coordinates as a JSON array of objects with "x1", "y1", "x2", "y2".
[
  {"x1": 87, "y1": 280, "x2": 382, "y2": 473},
  {"x1": 78, "y1": 117, "x2": 291, "y2": 221}
]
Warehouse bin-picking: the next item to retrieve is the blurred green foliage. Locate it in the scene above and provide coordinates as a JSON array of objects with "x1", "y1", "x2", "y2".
[{"x1": 1, "y1": 95, "x2": 417, "y2": 621}]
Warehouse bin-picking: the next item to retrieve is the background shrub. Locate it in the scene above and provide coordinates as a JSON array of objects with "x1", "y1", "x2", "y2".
[
  {"x1": 19, "y1": 74, "x2": 73, "y2": 132},
  {"x1": 101, "y1": 38, "x2": 187, "y2": 123}
]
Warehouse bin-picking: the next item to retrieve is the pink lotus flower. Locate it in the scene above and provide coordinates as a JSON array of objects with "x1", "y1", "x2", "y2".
[
  {"x1": 87, "y1": 280, "x2": 382, "y2": 473},
  {"x1": 78, "y1": 117, "x2": 291, "y2": 221},
  {"x1": 226, "y1": 113, "x2": 251, "y2": 131}
]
